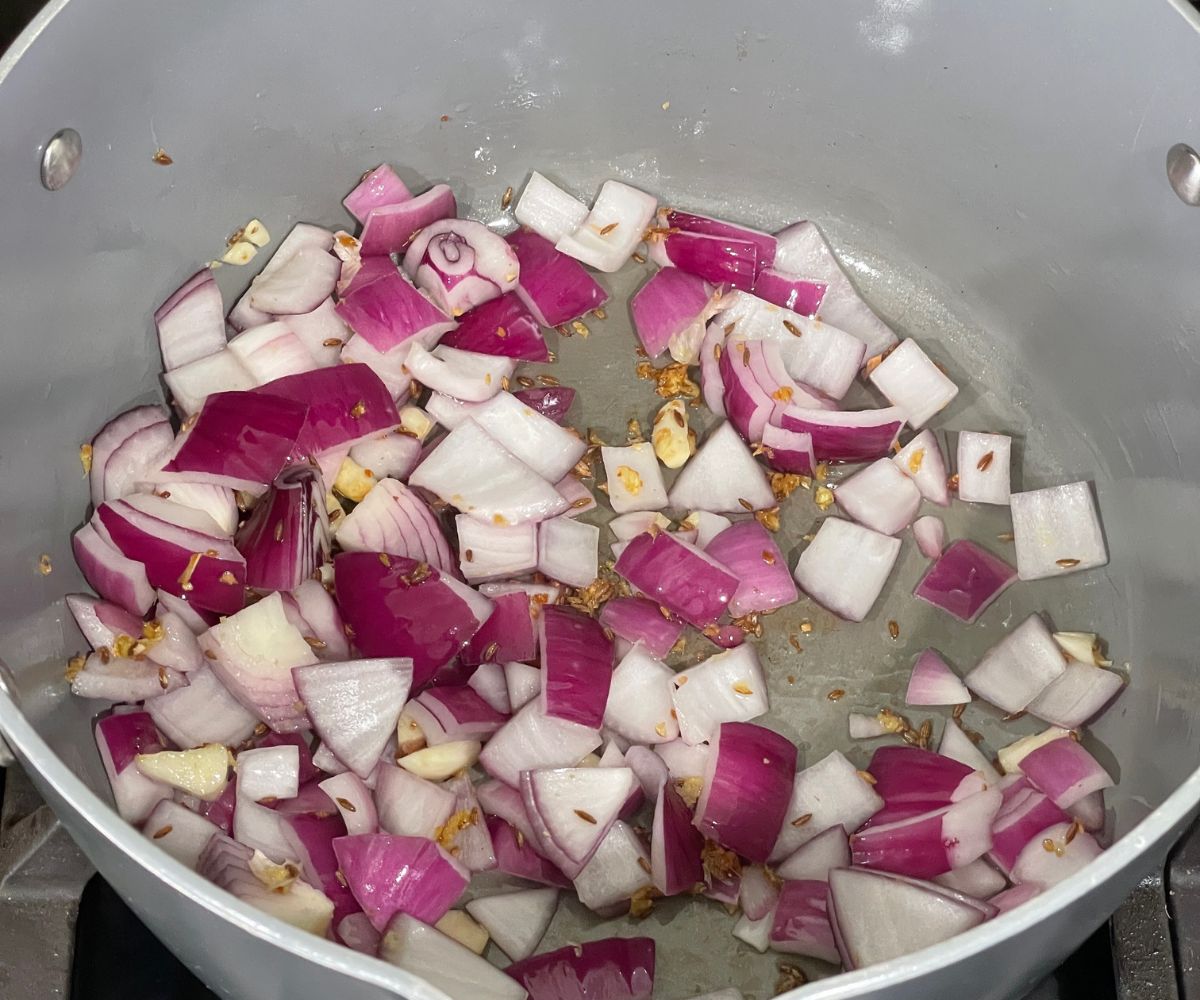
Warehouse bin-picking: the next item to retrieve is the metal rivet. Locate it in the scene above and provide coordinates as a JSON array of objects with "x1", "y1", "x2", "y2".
[
  {"x1": 1167, "y1": 143, "x2": 1200, "y2": 206},
  {"x1": 40, "y1": 128, "x2": 82, "y2": 191}
]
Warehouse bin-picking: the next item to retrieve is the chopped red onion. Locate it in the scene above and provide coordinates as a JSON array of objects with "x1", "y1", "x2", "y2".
[
  {"x1": 988, "y1": 780, "x2": 1071, "y2": 873},
  {"x1": 336, "y1": 479, "x2": 455, "y2": 574},
  {"x1": 835, "y1": 458, "x2": 922, "y2": 536},
  {"x1": 522, "y1": 766, "x2": 635, "y2": 867},
  {"x1": 236, "y1": 744, "x2": 300, "y2": 804},
  {"x1": 615, "y1": 529, "x2": 738, "y2": 628},
  {"x1": 695, "y1": 722, "x2": 797, "y2": 862},
  {"x1": 152, "y1": 482, "x2": 239, "y2": 537},
  {"x1": 649, "y1": 229, "x2": 758, "y2": 290},
  {"x1": 507, "y1": 229, "x2": 609, "y2": 327},
  {"x1": 680, "y1": 511, "x2": 732, "y2": 549},
  {"x1": 73, "y1": 522, "x2": 156, "y2": 615},
  {"x1": 466, "y1": 661, "x2": 512, "y2": 714},
  {"x1": 770, "y1": 751, "x2": 884, "y2": 863},
  {"x1": 775, "y1": 825, "x2": 851, "y2": 882},
  {"x1": 292, "y1": 658, "x2": 411, "y2": 778},
  {"x1": 1010, "y1": 481, "x2": 1108, "y2": 580},
  {"x1": 336, "y1": 912, "x2": 381, "y2": 955},
  {"x1": 1019, "y1": 738, "x2": 1114, "y2": 810},
  {"x1": 343, "y1": 164, "x2": 412, "y2": 224},
  {"x1": 868, "y1": 339, "x2": 959, "y2": 429},
  {"x1": 141, "y1": 799, "x2": 221, "y2": 869},
  {"x1": 337, "y1": 335, "x2": 415, "y2": 402},
  {"x1": 539, "y1": 605, "x2": 614, "y2": 729},
  {"x1": 793, "y1": 517, "x2": 902, "y2": 622},
  {"x1": 333, "y1": 834, "x2": 467, "y2": 930},
  {"x1": 597, "y1": 597, "x2": 684, "y2": 660},
  {"x1": 778, "y1": 405, "x2": 906, "y2": 465},
  {"x1": 514, "y1": 172, "x2": 590, "y2": 244},
  {"x1": 769, "y1": 879, "x2": 839, "y2": 963},
  {"x1": 318, "y1": 772, "x2": 377, "y2": 836},
  {"x1": 287, "y1": 579, "x2": 351, "y2": 661},
  {"x1": 537, "y1": 517, "x2": 600, "y2": 588},
  {"x1": 738, "y1": 863, "x2": 781, "y2": 921},
  {"x1": 334, "y1": 552, "x2": 492, "y2": 689},
  {"x1": 375, "y1": 763, "x2": 455, "y2": 840},
  {"x1": 155, "y1": 269, "x2": 227, "y2": 371},
  {"x1": 164, "y1": 349, "x2": 257, "y2": 418},
  {"x1": 198, "y1": 834, "x2": 334, "y2": 936},
  {"x1": 630, "y1": 266, "x2": 716, "y2": 362},
  {"x1": 477, "y1": 778, "x2": 539, "y2": 847},
  {"x1": 865, "y1": 746, "x2": 989, "y2": 822},
  {"x1": 71, "y1": 652, "x2": 183, "y2": 701},
  {"x1": 411, "y1": 419, "x2": 569, "y2": 526},
  {"x1": 912, "y1": 515, "x2": 946, "y2": 558},
  {"x1": 407, "y1": 343, "x2": 515, "y2": 403},
  {"x1": 956, "y1": 431, "x2": 1012, "y2": 505},
  {"x1": 101, "y1": 421, "x2": 175, "y2": 504},
  {"x1": 359, "y1": 183, "x2": 457, "y2": 256},
  {"x1": 646, "y1": 782, "x2": 702, "y2": 897},
  {"x1": 699, "y1": 320, "x2": 728, "y2": 417},
  {"x1": 280, "y1": 810, "x2": 360, "y2": 924},
  {"x1": 603, "y1": 644, "x2": 679, "y2": 744},
  {"x1": 95, "y1": 712, "x2": 169, "y2": 823},
  {"x1": 513, "y1": 385, "x2": 577, "y2": 424},
  {"x1": 556, "y1": 475, "x2": 596, "y2": 517},
  {"x1": 145, "y1": 665, "x2": 258, "y2": 749},
  {"x1": 609, "y1": 512, "x2": 670, "y2": 541},
  {"x1": 378, "y1": 912, "x2": 526, "y2": 1000},
  {"x1": 505, "y1": 937, "x2": 656, "y2": 1000},
  {"x1": 848, "y1": 713, "x2": 889, "y2": 740},
  {"x1": 913, "y1": 540, "x2": 1017, "y2": 625},
  {"x1": 479, "y1": 701, "x2": 601, "y2": 788},
  {"x1": 555, "y1": 180, "x2": 658, "y2": 273},
  {"x1": 827, "y1": 867, "x2": 989, "y2": 971},
  {"x1": 938, "y1": 722, "x2": 1002, "y2": 783},
  {"x1": 623, "y1": 746, "x2": 670, "y2": 799},
  {"x1": 227, "y1": 321, "x2": 318, "y2": 385},
  {"x1": 408, "y1": 685, "x2": 508, "y2": 744},
  {"x1": 235, "y1": 466, "x2": 328, "y2": 593},
  {"x1": 456, "y1": 516, "x2": 538, "y2": 582},
  {"x1": 466, "y1": 887, "x2": 559, "y2": 962},
  {"x1": 472, "y1": 391, "x2": 588, "y2": 483},
  {"x1": 671, "y1": 644, "x2": 769, "y2": 745},
  {"x1": 155, "y1": 587, "x2": 217, "y2": 633},
  {"x1": 1072, "y1": 790, "x2": 1106, "y2": 833},
  {"x1": 335, "y1": 263, "x2": 456, "y2": 352},
  {"x1": 732, "y1": 912, "x2": 773, "y2": 954},
  {"x1": 1011, "y1": 820, "x2": 1103, "y2": 889},
  {"x1": 893, "y1": 429, "x2": 951, "y2": 506},
  {"x1": 601, "y1": 443, "x2": 668, "y2": 513},
  {"x1": 247, "y1": 245, "x2": 341, "y2": 317},
  {"x1": 757, "y1": 424, "x2": 817, "y2": 476},
  {"x1": 440, "y1": 292, "x2": 549, "y2": 361},
  {"x1": 667, "y1": 421, "x2": 775, "y2": 514},
  {"x1": 65, "y1": 594, "x2": 144, "y2": 650},
  {"x1": 934, "y1": 858, "x2": 1008, "y2": 899},
  {"x1": 277, "y1": 298, "x2": 348, "y2": 367},
  {"x1": 752, "y1": 268, "x2": 827, "y2": 315},
  {"x1": 442, "y1": 774, "x2": 496, "y2": 873},
  {"x1": 664, "y1": 209, "x2": 778, "y2": 270},
  {"x1": 503, "y1": 661, "x2": 542, "y2": 713},
  {"x1": 463, "y1": 593, "x2": 538, "y2": 668},
  {"x1": 1027, "y1": 661, "x2": 1125, "y2": 730},
  {"x1": 964, "y1": 613, "x2": 1067, "y2": 713},
  {"x1": 90, "y1": 405, "x2": 172, "y2": 506},
  {"x1": 905, "y1": 649, "x2": 971, "y2": 706},
  {"x1": 401, "y1": 219, "x2": 519, "y2": 316}
]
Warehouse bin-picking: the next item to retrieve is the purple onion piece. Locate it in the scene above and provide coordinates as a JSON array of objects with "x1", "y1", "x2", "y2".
[
  {"x1": 614, "y1": 530, "x2": 738, "y2": 629},
  {"x1": 505, "y1": 937, "x2": 656, "y2": 1000},
  {"x1": 507, "y1": 229, "x2": 609, "y2": 327},
  {"x1": 539, "y1": 605, "x2": 614, "y2": 729},
  {"x1": 359, "y1": 183, "x2": 456, "y2": 256},
  {"x1": 913, "y1": 540, "x2": 1017, "y2": 624},
  {"x1": 343, "y1": 164, "x2": 413, "y2": 224},
  {"x1": 439, "y1": 293, "x2": 549, "y2": 361}
]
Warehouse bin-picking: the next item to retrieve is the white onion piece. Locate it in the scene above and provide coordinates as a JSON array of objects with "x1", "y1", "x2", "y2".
[
  {"x1": 912, "y1": 515, "x2": 946, "y2": 559},
  {"x1": 231, "y1": 793, "x2": 293, "y2": 862},
  {"x1": 570, "y1": 820, "x2": 652, "y2": 913},
  {"x1": 905, "y1": 649, "x2": 971, "y2": 706},
  {"x1": 772, "y1": 220, "x2": 897, "y2": 357},
  {"x1": 467, "y1": 661, "x2": 512, "y2": 715},
  {"x1": 457, "y1": 516, "x2": 539, "y2": 582},
  {"x1": 515, "y1": 172, "x2": 590, "y2": 242},
  {"x1": 348, "y1": 432, "x2": 422, "y2": 482},
  {"x1": 155, "y1": 270, "x2": 227, "y2": 371},
  {"x1": 601, "y1": 443, "x2": 668, "y2": 514},
  {"x1": 555, "y1": 475, "x2": 596, "y2": 517},
  {"x1": 411, "y1": 419, "x2": 569, "y2": 526},
  {"x1": 1027, "y1": 662, "x2": 1125, "y2": 730},
  {"x1": 956, "y1": 431, "x2": 1012, "y2": 505},
  {"x1": 603, "y1": 644, "x2": 679, "y2": 744},
  {"x1": 537, "y1": 517, "x2": 600, "y2": 588},
  {"x1": 1010, "y1": 820, "x2": 1103, "y2": 889},
  {"x1": 504, "y1": 661, "x2": 542, "y2": 713},
  {"x1": 938, "y1": 722, "x2": 1002, "y2": 783},
  {"x1": 71, "y1": 652, "x2": 184, "y2": 701},
  {"x1": 424, "y1": 391, "x2": 480, "y2": 430},
  {"x1": 828, "y1": 867, "x2": 987, "y2": 970},
  {"x1": 893, "y1": 429, "x2": 951, "y2": 506},
  {"x1": 318, "y1": 772, "x2": 378, "y2": 836},
  {"x1": 770, "y1": 750, "x2": 884, "y2": 863},
  {"x1": 666, "y1": 421, "x2": 775, "y2": 513},
  {"x1": 141, "y1": 799, "x2": 221, "y2": 869},
  {"x1": 680, "y1": 510, "x2": 732, "y2": 549},
  {"x1": 227, "y1": 322, "x2": 318, "y2": 384},
  {"x1": 524, "y1": 766, "x2": 635, "y2": 865},
  {"x1": 609, "y1": 511, "x2": 670, "y2": 541},
  {"x1": 775, "y1": 825, "x2": 851, "y2": 882},
  {"x1": 1010, "y1": 481, "x2": 1108, "y2": 580},
  {"x1": 835, "y1": 458, "x2": 922, "y2": 535},
  {"x1": 465, "y1": 888, "x2": 559, "y2": 962},
  {"x1": 338, "y1": 334, "x2": 414, "y2": 402},
  {"x1": 103, "y1": 421, "x2": 174, "y2": 502},
  {"x1": 247, "y1": 246, "x2": 340, "y2": 316},
  {"x1": 378, "y1": 913, "x2": 526, "y2": 1000},
  {"x1": 95, "y1": 714, "x2": 170, "y2": 824},
  {"x1": 310, "y1": 741, "x2": 348, "y2": 777},
  {"x1": 375, "y1": 762, "x2": 456, "y2": 839},
  {"x1": 336, "y1": 478, "x2": 454, "y2": 572},
  {"x1": 964, "y1": 613, "x2": 1067, "y2": 713},
  {"x1": 163, "y1": 349, "x2": 256, "y2": 416},
  {"x1": 283, "y1": 298, "x2": 348, "y2": 366},
  {"x1": 868, "y1": 339, "x2": 959, "y2": 429},
  {"x1": 405, "y1": 343, "x2": 514, "y2": 403},
  {"x1": 472, "y1": 391, "x2": 588, "y2": 482},
  {"x1": 152, "y1": 482, "x2": 238, "y2": 536},
  {"x1": 934, "y1": 858, "x2": 1008, "y2": 899},
  {"x1": 793, "y1": 517, "x2": 902, "y2": 623},
  {"x1": 731, "y1": 911, "x2": 773, "y2": 953},
  {"x1": 236, "y1": 745, "x2": 300, "y2": 802},
  {"x1": 654, "y1": 739, "x2": 712, "y2": 780},
  {"x1": 478, "y1": 701, "x2": 601, "y2": 787},
  {"x1": 555, "y1": 180, "x2": 657, "y2": 273},
  {"x1": 848, "y1": 713, "x2": 889, "y2": 739},
  {"x1": 671, "y1": 645, "x2": 768, "y2": 745},
  {"x1": 145, "y1": 665, "x2": 260, "y2": 749}
]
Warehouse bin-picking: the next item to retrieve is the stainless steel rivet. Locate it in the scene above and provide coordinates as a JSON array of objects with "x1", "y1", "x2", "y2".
[
  {"x1": 1167, "y1": 142, "x2": 1200, "y2": 206},
  {"x1": 39, "y1": 128, "x2": 82, "y2": 191}
]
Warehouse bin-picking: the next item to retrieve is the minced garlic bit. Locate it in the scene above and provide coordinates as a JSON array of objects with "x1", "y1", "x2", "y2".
[
  {"x1": 221, "y1": 241, "x2": 258, "y2": 265},
  {"x1": 635, "y1": 361, "x2": 700, "y2": 399},
  {"x1": 876, "y1": 707, "x2": 909, "y2": 734},
  {"x1": 435, "y1": 808, "x2": 479, "y2": 848},
  {"x1": 152, "y1": 147, "x2": 173, "y2": 166},
  {"x1": 333, "y1": 457, "x2": 375, "y2": 502},
  {"x1": 378, "y1": 553, "x2": 392, "y2": 567},
  {"x1": 65, "y1": 654, "x2": 86, "y2": 681},
  {"x1": 572, "y1": 320, "x2": 590, "y2": 338},
  {"x1": 243, "y1": 219, "x2": 270, "y2": 247},
  {"x1": 79, "y1": 443, "x2": 93, "y2": 475},
  {"x1": 676, "y1": 776, "x2": 704, "y2": 808},
  {"x1": 37, "y1": 553, "x2": 53, "y2": 575},
  {"x1": 1052, "y1": 631, "x2": 1113, "y2": 667},
  {"x1": 732, "y1": 680, "x2": 754, "y2": 696},
  {"x1": 770, "y1": 471, "x2": 808, "y2": 500},
  {"x1": 249, "y1": 852, "x2": 301, "y2": 891},
  {"x1": 615, "y1": 465, "x2": 644, "y2": 496},
  {"x1": 908, "y1": 448, "x2": 925, "y2": 475},
  {"x1": 814, "y1": 485, "x2": 835, "y2": 510},
  {"x1": 399, "y1": 405, "x2": 436, "y2": 441},
  {"x1": 661, "y1": 100, "x2": 671, "y2": 111},
  {"x1": 776, "y1": 963, "x2": 808, "y2": 994},
  {"x1": 754, "y1": 507, "x2": 781, "y2": 533},
  {"x1": 799, "y1": 620, "x2": 814, "y2": 634},
  {"x1": 629, "y1": 885, "x2": 660, "y2": 919},
  {"x1": 652, "y1": 400, "x2": 691, "y2": 468}
]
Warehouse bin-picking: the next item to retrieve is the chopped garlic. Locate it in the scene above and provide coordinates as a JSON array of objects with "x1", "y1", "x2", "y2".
[
  {"x1": 243, "y1": 218, "x2": 270, "y2": 247},
  {"x1": 396, "y1": 740, "x2": 481, "y2": 781},
  {"x1": 615, "y1": 465, "x2": 643, "y2": 495},
  {"x1": 396, "y1": 707, "x2": 427, "y2": 756},
  {"x1": 651, "y1": 399, "x2": 692, "y2": 469},
  {"x1": 399, "y1": 405, "x2": 436, "y2": 441},
  {"x1": 1053, "y1": 631, "x2": 1113, "y2": 667},
  {"x1": 135, "y1": 743, "x2": 233, "y2": 800},
  {"x1": 996, "y1": 726, "x2": 1072, "y2": 775},
  {"x1": 221, "y1": 240, "x2": 258, "y2": 265},
  {"x1": 435, "y1": 910, "x2": 489, "y2": 955},
  {"x1": 332, "y1": 457, "x2": 375, "y2": 502},
  {"x1": 249, "y1": 850, "x2": 301, "y2": 891}
]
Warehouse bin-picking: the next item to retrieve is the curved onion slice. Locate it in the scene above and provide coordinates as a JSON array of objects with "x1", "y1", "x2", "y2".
[
  {"x1": 769, "y1": 879, "x2": 838, "y2": 962},
  {"x1": 630, "y1": 267, "x2": 717, "y2": 362},
  {"x1": 522, "y1": 766, "x2": 635, "y2": 867},
  {"x1": 651, "y1": 781, "x2": 704, "y2": 896},
  {"x1": 704, "y1": 521, "x2": 796, "y2": 616},
  {"x1": 1018, "y1": 738, "x2": 1114, "y2": 810},
  {"x1": 406, "y1": 685, "x2": 508, "y2": 745},
  {"x1": 752, "y1": 268, "x2": 827, "y2": 315},
  {"x1": 335, "y1": 263, "x2": 457, "y2": 352},
  {"x1": 359, "y1": 183, "x2": 457, "y2": 257},
  {"x1": 537, "y1": 517, "x2": 599, "y2": 588},
  {"x1": 988, "y1": 781, "x2": 1071, "y2": 873},
  {"x1": 462, "y1": 592, "x2": 538, "y2": 667},
  {"x1": 402, "y1": 219, "x2": 519, "y2": 316},
  {"x1": 472, "y1": 391, "x2": 588, "y2": 483},
  {"x1": 671, "y1": 644, "x2": 768, "y2": 745},
  {"x1": 664, "y1": 209, "x2": 777, "y2": 270},
  {"x1": 1011, "y1": 820, "x2": 1103, "y2": 888},
  {"x1": 779, "y1": 405, "x2": 906, "y2": 464},
  {"x1": 506, "y1": 937, "x2": 656, "y2": 1000},
  {"x1": 343, "y1": 163, "x2": 412, "y2": 224},
  {"x1": 145, "y1": 665, "x2": 259, "y2": 749},
  {"x1": 155, "y1": 269, "x2": 227, "y2": 371},
  {"x1": 102, "y1": 420, "x2": 174, "y2": 503},
  {"x1": 336, "y1": 479, "x2": 455, "y2": 573},
  {"x1": 1027, "y1": 661, "x2": 1125, "y2": 730},
  {"x1": 95, "y1": 712, "x2": 169, "y2": 824},
  {"x1": 235, "y1": 466, "x2": 328, "y2": 593},
  {"x1": 227, "y1": 322, "x2": 319, "y2": 384},
  {"x1": 90, "y1": 404, "x2": 172, "y2": 508}
]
